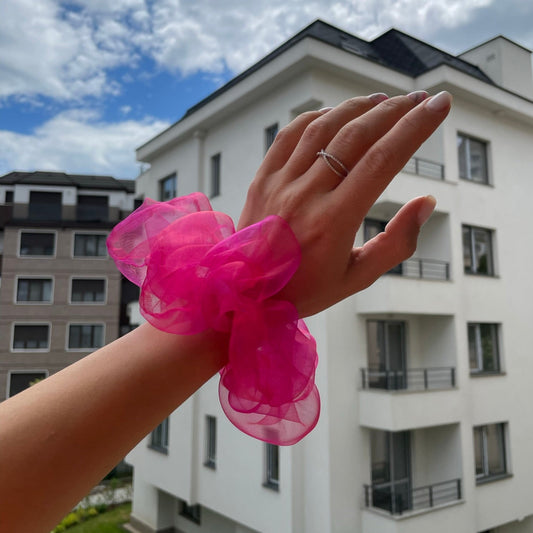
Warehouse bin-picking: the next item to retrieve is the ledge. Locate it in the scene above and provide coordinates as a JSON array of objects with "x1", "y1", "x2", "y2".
[
  {"x1": 476, "y1": 472, "x2": 513, "y2": 486},
  {"x1": 363, "y1": 498, "x2": 465, "y2": 521},
  {"x1": 147, "y1": 444, "x2": 168, "y2": 455}
]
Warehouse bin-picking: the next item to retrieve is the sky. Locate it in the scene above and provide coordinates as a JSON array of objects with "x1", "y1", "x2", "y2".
[{"x1": 1, "y1": 0, "x2": 533, "y2": 180}]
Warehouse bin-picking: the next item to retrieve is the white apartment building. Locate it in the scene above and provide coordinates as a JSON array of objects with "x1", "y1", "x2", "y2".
[{"x1": 125, "y1": 20, "x2": 533, "y2": 533}]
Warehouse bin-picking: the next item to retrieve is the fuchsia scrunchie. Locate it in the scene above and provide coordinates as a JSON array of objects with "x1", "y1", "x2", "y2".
[{"x1": 107, "y1": 193, "x2": 320, "y2": 445}]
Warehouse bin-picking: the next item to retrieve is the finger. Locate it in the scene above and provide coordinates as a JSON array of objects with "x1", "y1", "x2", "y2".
[
  {"x1": 338, "y1": 91, "x2": 452, "y2": 222},
  {"x1": 345, "y1": 195, "x2": 436, "y2": 294},
  {"x1": 309, "y1": 92, "x2": 428, "y2": 190},
  {"x1": 257, "y1": 110, "x2": 325, "y2": 177},
  {"x1": 283, "y1": 93, "x2": 389, "y2": 179}
]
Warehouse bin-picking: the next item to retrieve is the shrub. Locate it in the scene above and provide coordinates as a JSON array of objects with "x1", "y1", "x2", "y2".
[{"x1": 61, "y1": 513, "x2": 81, "y2": 528}]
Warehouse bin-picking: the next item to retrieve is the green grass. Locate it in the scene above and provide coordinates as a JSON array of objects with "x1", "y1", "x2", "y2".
[{"x1": 59, "y1": 503, "x2": 131, "y2": 533}]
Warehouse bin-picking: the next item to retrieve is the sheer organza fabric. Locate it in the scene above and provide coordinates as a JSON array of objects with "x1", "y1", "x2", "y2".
[{"x1": 107, "y1": 193, "x2": 320, "y2": 445}]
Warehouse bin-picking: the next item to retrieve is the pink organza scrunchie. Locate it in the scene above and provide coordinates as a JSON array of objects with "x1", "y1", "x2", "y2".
[{"x1": 107, "y1": 192, "x2": 320, "y2": 445}]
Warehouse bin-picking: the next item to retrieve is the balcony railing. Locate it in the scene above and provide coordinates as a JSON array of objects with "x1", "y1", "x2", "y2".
[
  {"x1": 364, "y1": 478, "x2": 461, "y2": 515},
  {"x1": 76, "y1": 205, "x2": 109, "y2": 222},
  {"x1": 403, "y1": 157, "x2": 445, "y2": 180},
  {"x1": 389, "y1": 258, "x2": 450, "y2": 280},
  {"x1": 361, "y1": 367, "x2": 456, "y2": 391}
]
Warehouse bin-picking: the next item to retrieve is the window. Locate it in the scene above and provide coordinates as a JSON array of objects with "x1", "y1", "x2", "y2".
[
  {"x1": 16, "y1": 278, "x2": 52, "y2": 303},
  {"x1": 462, "y1": 225, "x2": 494, "y2": 275},
  {"x1": 73, "y1": 233, "x2": 107, "y2": 257},
  {"x1": 20, "y1": 232, "x2": 55, "y2": 256},
  {"x1": 180, "y1": 501, "x2": 201, "y2": 524},
  {"x1": 366, "y1": 320, "x2": 406, "y2": 390},
  {"x1": 150, "y1": 418, "x2": 169, "y2": 453},
  {"x1": 265, "y1": 123, "x2": 279, "y2": 153},
  {"x1": 468, "y1": 323, "x2": 500, "y2": 374},
  {"x1": 8, "y1": 372, "x2": 47, "y2": 398},
  {"x1": 204, "y1": 415, "x2": 217, "y2": 469},
  {"x1": 210, "y1": 153, "x2": 221, "y2": 198},
  {"x1": 264, "y1": 443, "x2": 279, "y2": 490},
  {"x1": 68, "y1": 324, "x2": 104, "y2": 350},
  {"x1": 12, "y1": 324, "x2": 50, "y2": 350},
  {"x1": 159, "y1": 174, "x2": 177, "y2": 201},
  {"x1": 474, "y1": 423, "x2": 508, "y2": 482},
  {"x1": 5, "y1": 190, "x2": 13, "y2": 203},
  {"x1": 29, "y1": 191, "x2": 62, "y2": 221},
  {"x1": 458, "y1": 134, "x2": 489, "y2": 184},
  {"x1": 370, "y1": 430, "x2": 411, "y2": 513},
  {"x1": 71, "y1": 279, "x2": 106, "y2": 303},
  {"x1": 77, "y1": 195, "x2": 108, "y2": 222},
  {"x1": 364, "y1": 219, "x2": 403, "y2": 275}
]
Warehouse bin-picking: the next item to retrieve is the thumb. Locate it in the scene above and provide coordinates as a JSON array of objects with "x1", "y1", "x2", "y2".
[{"x1": 347, "y1": 195, "x2": 436, "y2": 293}]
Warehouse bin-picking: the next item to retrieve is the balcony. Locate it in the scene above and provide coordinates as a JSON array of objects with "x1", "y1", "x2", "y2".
[
  {"x1": 364, "y1": 478, "x2": 461, "y2": 515},
  {"x1": 389, "y1": 258, "x2": 449, "y2": 281},
  {"x1": 76, "y1": 204, "x2": 109, "y2": 222},
  {"x1": 362, "y1": 425, "x2": 463, "y2": 531},
  {"x1": 403, "y1": 156, "x2": 445, "y2": 181},
  {"x1": 361, "y1": 367, "x2": 456, "y2": 391}
]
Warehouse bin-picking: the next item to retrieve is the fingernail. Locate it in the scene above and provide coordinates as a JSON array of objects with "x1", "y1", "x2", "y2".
[
  {"x1": 368, "y1": 92, "x2": 389, "y2": 103},
  {"x1": 319, "y1": 106, "x2": 333, "y2": 113},
  {"x1": 407, "y1": 90, "x2": 429, "y2": 104},
  {"x1": 418, "y1": 195, "x2": 436, "y2": 226},
  {"x1": 426, "y1": 91, "x2": 452, "y2": 112}
]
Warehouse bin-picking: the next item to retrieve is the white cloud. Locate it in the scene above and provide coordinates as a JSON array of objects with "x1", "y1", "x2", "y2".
[
  {"x1": 3, "y1": 0, "x2": 528, "y2": 104},
  {"x1": 0, "y1": 0, "x2": 146, "y2": 101},
  {"x1": 0, "y1": 110, "x2": 169, "y2": 179}
]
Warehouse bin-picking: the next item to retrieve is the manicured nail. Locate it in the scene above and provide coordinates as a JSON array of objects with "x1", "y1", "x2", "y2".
[
  {"x1": 407, "y1": 90, "x2": 429, "y2": 104},
  {"x1": 418, "y1": 195, "x2": 436, "y2": 226},
  {"x1": 368, "y1": 92, "x2": 389, "y2": 103},
  {"x1": 426, "y1": 91, "x2": 452, "y2": 112},
  {"x1": 319, "y1": 106, "x2": 333, "y2": 113}
]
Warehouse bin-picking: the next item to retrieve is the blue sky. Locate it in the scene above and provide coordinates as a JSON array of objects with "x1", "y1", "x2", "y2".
[{"x1": 1, "y1": 0, "x2": 533, "y2": 179}]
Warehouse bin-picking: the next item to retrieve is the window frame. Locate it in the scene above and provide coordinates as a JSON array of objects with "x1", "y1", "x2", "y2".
[
  {"x1": 180, "y1": 501, "x2": 201, "y2": 524},
  {"x1": 474, "y1": 423, "x2": 509, "y2": 483},
  {"x1": 159, "y1": 173, "x2": 177, "y2": 201},
  {"x1": 149, "y1": 417, "x2": 169, "y2": 454},
  {"x1": 15, "y1": 276, "x2": 54, "y2": 304},
  {"x1": 210, "y1": 153, "x2": 221, "y2": 199},
  {"x1": 265, "y1": 123, "x2": 279, "y2": 154},
  {"x1": 69, "y1": 277, "x2": 107, "y2": 304},
  {"x1": 462, "y1": 224, "x2": 495, "y2": 276},
  {"x1": 263, "y1": 443, "x2": 280, "y2": 491},
  {"x1": 72, "y1": 232, "x2": 108, "y2": 258},
  {"x1": 6, "y1": 370, "x2": 48, "y2": 399},
  {"x1": 457, "y1": 132, "x2": 490, "y2": 185},
  {"x1": 66, "y1": 323, "x2": 105, "y2": 351},
  {"x1": 468, "y1": 323, "x2": 501, "y2": 375},
  {"x1": 11, "y1": 323, "x2": 51, "y2": 352},
  {"x1": 18, "y1": 230, "x2": 57, "y2": 258},
  {"x1": 204, "y1": 415, "x2": 217, "y2": 469}
]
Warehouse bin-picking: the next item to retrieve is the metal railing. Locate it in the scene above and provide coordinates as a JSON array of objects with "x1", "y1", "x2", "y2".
[
  {"x1": 403, "y1": 157, "x2": 445, "y2": 180},
  {"x1": 361, "y1": 367, "x2": 456, "y2": 391},
  {"x1": 76, "y1": 205, "x2": 109, "y2": 222},
  {"x1": 389, "y1": 258, "x2": 450, "y2": 280},
  {"x1": 364, "y1": 478, "x2": 461, "y2": 515}
]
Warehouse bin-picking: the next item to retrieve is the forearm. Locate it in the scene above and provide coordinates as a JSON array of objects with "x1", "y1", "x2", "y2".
[{"x1": 0, "y1": 323, "x2": 228, "y2": 533}]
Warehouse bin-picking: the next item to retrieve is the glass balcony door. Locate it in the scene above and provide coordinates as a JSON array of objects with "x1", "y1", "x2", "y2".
[
  {"x1": 29, "y1": 191, "x2": 62, "y2": 221},
  {"x1": 371, "y1": 430, "x2": 412, "y2": 514},
  {"x1": 364, "y1": 219, "x2": 403, "y2": 275},
  {"x1": 367, "y1": 320, "x2": 407, "y2": 390}
]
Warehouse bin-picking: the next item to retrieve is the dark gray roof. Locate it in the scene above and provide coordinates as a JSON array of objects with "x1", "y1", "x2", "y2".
[
  {"x1": 0, "y1": 171, "x2": 135, "y2": 193},
  {"x1": 181, "y1": 20, "x2": 493, "y2": 121}
]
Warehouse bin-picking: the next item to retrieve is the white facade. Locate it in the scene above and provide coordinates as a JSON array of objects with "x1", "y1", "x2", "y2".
[{"x1": 127, "y1": 22, "x2": 533, "y2": 533}]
